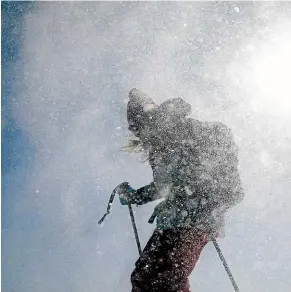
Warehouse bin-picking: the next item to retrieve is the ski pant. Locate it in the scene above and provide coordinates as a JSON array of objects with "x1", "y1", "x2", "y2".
[{"x1": 131, "y1": 228, "x2": 211, "y2": 292}]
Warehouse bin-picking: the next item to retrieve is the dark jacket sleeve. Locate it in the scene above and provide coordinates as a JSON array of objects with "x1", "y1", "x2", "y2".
[{"x1": 131, "y1": 182, "x2": 160, "y2": 205}]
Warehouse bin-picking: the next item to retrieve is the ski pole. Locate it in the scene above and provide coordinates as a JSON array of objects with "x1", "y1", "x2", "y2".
[
  {"x1": 98, "y1": 187, "x2": 118, "y2": 224},
  {"x1": 128, "y1": 203, "x2": 142, "y2": 255},
  {"x1": 98, "y1": 186, "x2": 142, "y2": 255},
  {"x1": 211, "y1": 236, "x2": 241, "y2": 292}
]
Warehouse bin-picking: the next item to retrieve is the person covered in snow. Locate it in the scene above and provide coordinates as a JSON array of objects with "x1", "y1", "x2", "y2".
[{"x1": 117, "y1": 88, "x2": 244, "y2": 292}]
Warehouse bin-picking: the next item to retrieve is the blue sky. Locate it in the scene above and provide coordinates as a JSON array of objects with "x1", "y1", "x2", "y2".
[
  {"x1": 2, "y1": 2, "x2": 291, "y2": 292},
  {"x1": 2, "y1": 2, "x2": 35, "y2": 227}
]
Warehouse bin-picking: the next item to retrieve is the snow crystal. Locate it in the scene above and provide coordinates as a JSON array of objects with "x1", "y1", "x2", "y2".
[
  {"x1": 144, "y1": 103, "x2": 156, "y2": 112},
  {"x1": 181, "y1": 210, "x2": 188, "y2": 217},
  {"x1": 184, "y1": 186, "x2": 192, "y2": 196}
]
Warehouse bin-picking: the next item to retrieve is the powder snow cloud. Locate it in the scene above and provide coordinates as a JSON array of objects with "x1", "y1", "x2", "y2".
[{"x1": 4, "y1": 2, "x2": 291, "y2": 292}]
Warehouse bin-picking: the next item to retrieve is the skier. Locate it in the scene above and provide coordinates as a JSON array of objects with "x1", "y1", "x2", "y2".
[{"x1": 117, "y1": 88, "x2": 244, "y2": 292}]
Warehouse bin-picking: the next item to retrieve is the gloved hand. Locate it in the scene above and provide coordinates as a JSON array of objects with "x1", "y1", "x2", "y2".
[{"x1": 116, "y1": 182, "x2": 135, "y2": 205}]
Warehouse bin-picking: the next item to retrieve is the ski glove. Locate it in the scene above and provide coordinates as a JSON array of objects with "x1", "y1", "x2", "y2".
[{"x1": 116, "y1": 182, "x2": 135, "y2": 205}]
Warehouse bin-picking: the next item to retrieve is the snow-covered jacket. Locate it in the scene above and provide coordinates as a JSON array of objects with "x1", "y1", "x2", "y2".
[{"x1": 131, "y1": 118, "x2": 244, "y2": 232}]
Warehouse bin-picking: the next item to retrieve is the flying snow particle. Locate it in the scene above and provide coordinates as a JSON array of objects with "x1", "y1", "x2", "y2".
[
  {"x1": 181, "y1": 210, "x2": 188, "y2": 218},
  {"x1": 234, "y1": 7, "x2": 240, "y2": 13}
]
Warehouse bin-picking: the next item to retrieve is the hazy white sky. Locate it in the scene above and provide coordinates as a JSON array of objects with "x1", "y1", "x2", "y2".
[{"x1": 4, "y1": 2, "x2": 291, "y2": 292}]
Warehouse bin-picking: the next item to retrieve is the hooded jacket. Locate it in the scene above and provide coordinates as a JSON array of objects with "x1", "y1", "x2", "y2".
[{"x1": 127, "y1": 89, "x2": 244, "y2": 232}]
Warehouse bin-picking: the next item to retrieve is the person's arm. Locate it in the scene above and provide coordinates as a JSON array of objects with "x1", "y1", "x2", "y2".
[
  {"x1": 131, "y1": 182, "x2": 159, "y2": 205},
  {"x1": 118, "y1": 182, "x2": 160, "y2": 206}
]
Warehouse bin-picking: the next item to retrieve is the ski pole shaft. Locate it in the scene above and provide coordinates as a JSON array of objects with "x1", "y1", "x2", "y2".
[
  {"x1": 128, "y1": 203, "x2": 142, "y2": 255},
  {"x1": 211, "y1": 237, "x2": 240, "y2": 292}
]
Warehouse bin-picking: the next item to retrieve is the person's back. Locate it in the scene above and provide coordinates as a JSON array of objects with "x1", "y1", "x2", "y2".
[
  {"x1": 119, "y1": 88, "x2": 244, "y2": 292},
  {"x1": 146, "y1": 114, "x2": 244, "y2": 233}
]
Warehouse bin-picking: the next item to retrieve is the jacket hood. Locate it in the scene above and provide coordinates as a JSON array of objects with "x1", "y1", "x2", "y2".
[{"x1": 127, "y1": 88, "x2": 192, "y2": 144}]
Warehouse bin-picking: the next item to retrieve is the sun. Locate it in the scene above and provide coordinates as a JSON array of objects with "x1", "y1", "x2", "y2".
[{"x1": 248, "y1": 32, "x2": 291, "y2": 117}]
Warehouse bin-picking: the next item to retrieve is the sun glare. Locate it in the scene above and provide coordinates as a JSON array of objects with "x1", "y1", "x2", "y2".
[{"x1": 249, "y1": 33, "x2": 291, "y2": 116}]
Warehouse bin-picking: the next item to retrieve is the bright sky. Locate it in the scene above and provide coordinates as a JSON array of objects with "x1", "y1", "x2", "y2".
[{"x1": 2, "y1": 2, "x2": 291, "y2": 292}]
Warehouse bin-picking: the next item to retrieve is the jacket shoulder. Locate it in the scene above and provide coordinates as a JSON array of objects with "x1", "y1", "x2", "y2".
[{"x1": 189, "y1": 119, "x2": 233, "y2": 140}]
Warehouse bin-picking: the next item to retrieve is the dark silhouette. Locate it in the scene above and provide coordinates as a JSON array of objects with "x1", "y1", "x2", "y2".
[{"x1": 118, "y1": 88, "x2": 244, "y2": 292}]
